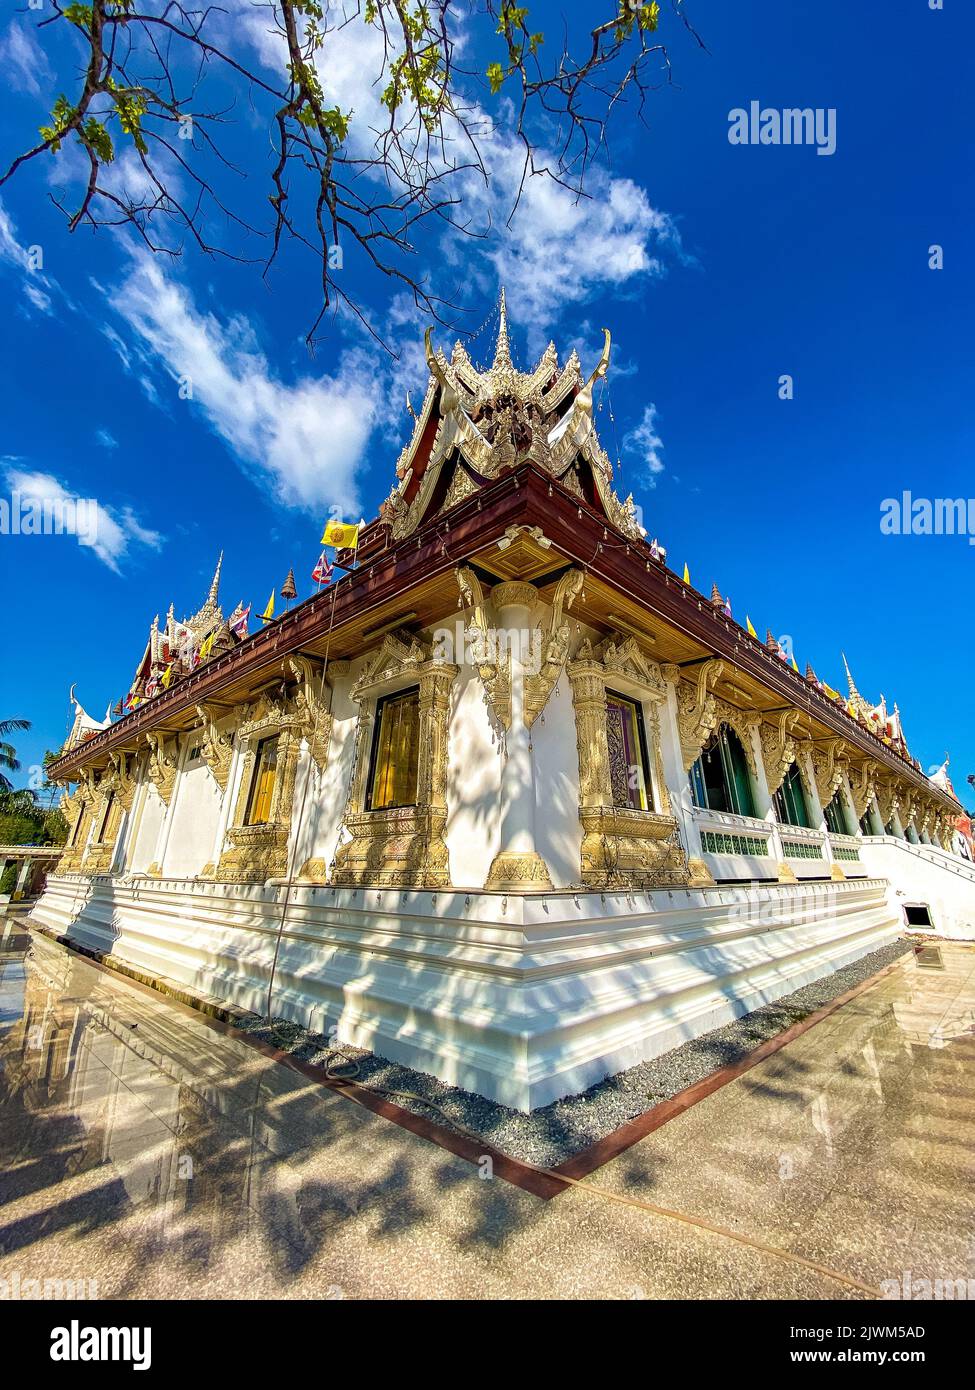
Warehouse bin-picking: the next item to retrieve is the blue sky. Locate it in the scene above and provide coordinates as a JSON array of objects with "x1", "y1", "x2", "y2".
[{"x1": 0, "y1": 1, "x2": 972, "y2": 807}]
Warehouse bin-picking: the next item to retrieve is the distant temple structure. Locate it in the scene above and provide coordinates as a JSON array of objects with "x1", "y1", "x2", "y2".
[{"x1": 36, "y1": 293, "x2": 975, "y2": 1111}]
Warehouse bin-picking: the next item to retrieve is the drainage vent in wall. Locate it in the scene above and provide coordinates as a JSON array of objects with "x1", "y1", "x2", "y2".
[
  {"x1": 905, "y1": 903, "x2": 934, "y2": 928},
  {"x1": 915, "y1": 944, "x2": 944, "y2": 970}
]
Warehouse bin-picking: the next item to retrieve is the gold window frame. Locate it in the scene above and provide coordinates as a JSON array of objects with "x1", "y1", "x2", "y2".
[
  {"x1": 568, "y1": 633, "x2": 688, "y2": 888},
  {"x1": 332, "y1": 633, "x2": 458, "y2": 888}
]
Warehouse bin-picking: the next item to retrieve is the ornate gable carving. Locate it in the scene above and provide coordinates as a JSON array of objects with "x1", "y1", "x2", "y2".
[
  {"x1": 590, "y1": 632, "x2": 667, "y2": 698},
  {"x1": 352, "y1": 632, "x2": 431, "y2": 701}
]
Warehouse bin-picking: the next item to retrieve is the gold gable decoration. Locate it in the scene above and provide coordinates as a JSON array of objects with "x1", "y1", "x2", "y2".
[{"x1": 380, "y1": 290, "x2": 644, "y2": 545}]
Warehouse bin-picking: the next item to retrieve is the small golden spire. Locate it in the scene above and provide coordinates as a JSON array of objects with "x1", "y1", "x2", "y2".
[{"x1": 492, "y1": 286, "x2": 513, "y2": 371}]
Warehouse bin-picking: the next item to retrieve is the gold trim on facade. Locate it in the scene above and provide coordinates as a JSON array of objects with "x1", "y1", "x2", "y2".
[
  {"x1": 214, "y1": 692, "x2": 305, "y2": 884},
  {"x1": 569, "y1": 634, "x2": 689, "y2": 888},
  {"x1": 332, "y1": 634, "x2": 459, "y2": 888}
]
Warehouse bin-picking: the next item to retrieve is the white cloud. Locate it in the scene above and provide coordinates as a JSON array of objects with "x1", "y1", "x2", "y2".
[
  {"x1": 95, "y1": 428, "x2": 119, "y2": 449},
  {"x1": 0, "y1": 19, "x2": 51, "y2": 97},
  {"x1": 624, "y1": 403, "x2": 666, "y2": 486},
  {"x1": 0, "y1": 198, "x2": 56, "y2": 316},
  {"x1": 109, "y1": 252, "x2": 377, "y2": 514},
  {"x1": 238, "y1": 8, "x2": 682, "y2": 358},
  {"x1": 3, "y1": 466, "x2": 163, "y2": 573}
]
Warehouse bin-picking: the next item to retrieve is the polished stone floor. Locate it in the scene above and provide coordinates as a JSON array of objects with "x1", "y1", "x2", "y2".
[{"x1": 1, "y1": 920, "x2": 973, "y2": 1300}]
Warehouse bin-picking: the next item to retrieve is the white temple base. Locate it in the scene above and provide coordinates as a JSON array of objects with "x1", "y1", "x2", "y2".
[{"x1": 31, "y1": 874, "x2": 901, "y2": 1111}]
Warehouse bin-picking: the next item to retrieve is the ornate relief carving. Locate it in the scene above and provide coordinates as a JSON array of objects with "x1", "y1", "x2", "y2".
[
  {"x1": 288, "y1": 654, "x2": 333, "y2": 771},
  {"x1": 760, "y1": 711, "x2": 801, "y2": 797},
  {"x1": 664, "y1": 659, "x2": 727, "y2": 773},
  {"x1": 332, "y1": 650, "x2": 459, "y2": 889},
  {"x1": 352, "y1": 631, "x2": 431, "y2": 701},
  {"x1": 214, "y1": 690, "x2": 304, "y2": 884},
  {"x1": 194, "y1": 703, "x2": 237, "y2": 791},
  {"x1": 107, "y1": 751, "x2": 138, "y2": 812},
  {"x1": 80, "y1": 763, "x2": 128, "y2": 876},
  {"x1": 848, "y1": 762, "x2": 878, "y2": 821},
  {"x1": 812, "y1": 739, "x2": 849, "y2": 808},
  {"x1": 523, "y1": 568, "x2": 584, "y2": 727},
  {"x1": 568, "y1": 634, "x2": 688, "y2": 888},
  {"x1": 58, "y1": 780, "x2": 96, "y2": 874},
  {"x1": 898, "y1": 783, "x2": 918, "y2": 835},
  {"x1": 711, "y1": 700, "x2": 760, "y2": 778},
  {"x1": 455, "y1": 566, "x2": 512, "y2": 729},
  {"x1": 875, "y1": 776, "x2": 899, "y2": 829},
  {"x1": 145, "y1": 732, "x2": 179, "y2": 806}
]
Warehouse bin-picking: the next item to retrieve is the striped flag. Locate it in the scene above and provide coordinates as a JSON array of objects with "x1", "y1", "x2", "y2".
[{"x1": 311, "y1": 551, "x2": 333, "y2": 585}]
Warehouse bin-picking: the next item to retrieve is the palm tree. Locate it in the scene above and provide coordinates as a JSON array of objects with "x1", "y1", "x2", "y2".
[{"x1": 0, "y1": 718, "x2": 30, "y2": 794}]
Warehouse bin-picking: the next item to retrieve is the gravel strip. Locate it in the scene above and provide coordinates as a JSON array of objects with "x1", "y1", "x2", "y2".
[{"x1": 235, "y1": 938, "x2": 911, "y2": 1169}]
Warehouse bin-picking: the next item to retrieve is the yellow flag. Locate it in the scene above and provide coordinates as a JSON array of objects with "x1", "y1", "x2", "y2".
[
  {"x1": 823, "y1": 683, "x2": 840, "y2": 700},
  {"x1": 199, "y1": 632, "x2": 215, "y2": 662},
  {"x1": 791, "y1": 655, "x2": 800, "y2": 673},
  {"x1": 260, "y1": 590, "x2": 275, "y2": 623},
  {"x1": 160, "y1": 664, "x2": 173, "y2": 689},
  {"x1": 322, "y1": 519, "x2": 360, "y2": 549},
  {"x1": 746, "y1": 616, "x2": 757, "y2": 638},
  {"x1": 682, "y1": 563, "x2": 690, "y2": 585}
]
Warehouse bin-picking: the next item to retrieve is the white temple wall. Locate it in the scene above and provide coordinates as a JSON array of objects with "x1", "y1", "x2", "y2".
[
  {"x1": 164, "y1": 752, "x2": 223, "y2": 878},
  {"x1": 289, "y1": 657, "x2": 368, "y2": 875},
  {"x1": 127, "y1": 784, "x2": 165, "y2": 874},
  {"x1": 530, "y1": 675, "x2": 583, "y2": 889},
  {"x1": 444, "y1": 661, "x2": 502, "y2": 888}
]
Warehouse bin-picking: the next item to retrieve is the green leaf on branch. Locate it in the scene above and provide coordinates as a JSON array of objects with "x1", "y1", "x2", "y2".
[{"x1": 39, "y1": 94, "x2": 77, "y2": 153}]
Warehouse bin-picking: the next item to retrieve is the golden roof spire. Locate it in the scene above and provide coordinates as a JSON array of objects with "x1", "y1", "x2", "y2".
[
  {"x1": 842, "y1": 651, "x2": 863, "y2": 705},
  {"x1": 492, "y1": 286, "x2": 513, "y2": 372},
  {"x1": 208, "y1": 551, "x2": 224, "y2": 606}
]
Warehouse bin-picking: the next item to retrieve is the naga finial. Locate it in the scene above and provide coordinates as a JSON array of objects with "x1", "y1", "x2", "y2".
[
  {"x1": 574, "y1": 328, "x2": 611, "y2": 415},
  {"x1": 424, "y1": 327, "x2": 459, "y2": 414}
]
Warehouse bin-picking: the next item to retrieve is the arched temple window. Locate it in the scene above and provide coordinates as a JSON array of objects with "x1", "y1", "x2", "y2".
[
  {"x1": 605, "y1": 689, "x2": 655, "y2": 813},
  {"x1": 774, "y1": 762, "x2": 810, "y2": 828},
  {"x1": 244, "y1": 736, "x2": 279, "y2": 826},
  {"x1": 823, "y1": 789, "x2": 852, "y2": 836},
  {"x1": 690, "y1": 725, "x2": 755, "y2": 818},
  {"x1": 366, "y1": 687, "x2": 421, "y2": 811},
  {"x1": 95, "y1": 791, "x2": 117, "y2": 843}
]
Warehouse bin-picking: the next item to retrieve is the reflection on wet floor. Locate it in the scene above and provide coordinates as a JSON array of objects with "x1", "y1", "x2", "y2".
[{"x1": 1, "y1": 922, "x2": 973, "y2": 1300}]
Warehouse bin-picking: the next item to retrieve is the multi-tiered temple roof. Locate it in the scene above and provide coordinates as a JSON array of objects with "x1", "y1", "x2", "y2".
[
  {"x1": 126, "y1": 553, "x2": 249, "y2": 703},
  {"x1": 380, "y1": 289, "x2": 644, "y2": 544}
]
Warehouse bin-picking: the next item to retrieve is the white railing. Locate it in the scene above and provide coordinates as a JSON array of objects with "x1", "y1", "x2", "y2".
[{"x1": 862, "y1": 835, "x2": 975, "y2": 885}]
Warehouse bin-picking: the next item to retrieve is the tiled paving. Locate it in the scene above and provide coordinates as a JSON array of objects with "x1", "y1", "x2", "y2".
[{"x1": 1, "y1": 919, "x2": 972, "y2": 1299}]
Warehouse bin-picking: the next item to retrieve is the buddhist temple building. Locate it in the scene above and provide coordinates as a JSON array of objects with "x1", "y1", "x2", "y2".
[{"x1": 34, "y1": 294, "x2": 975, "y2": 1111}]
